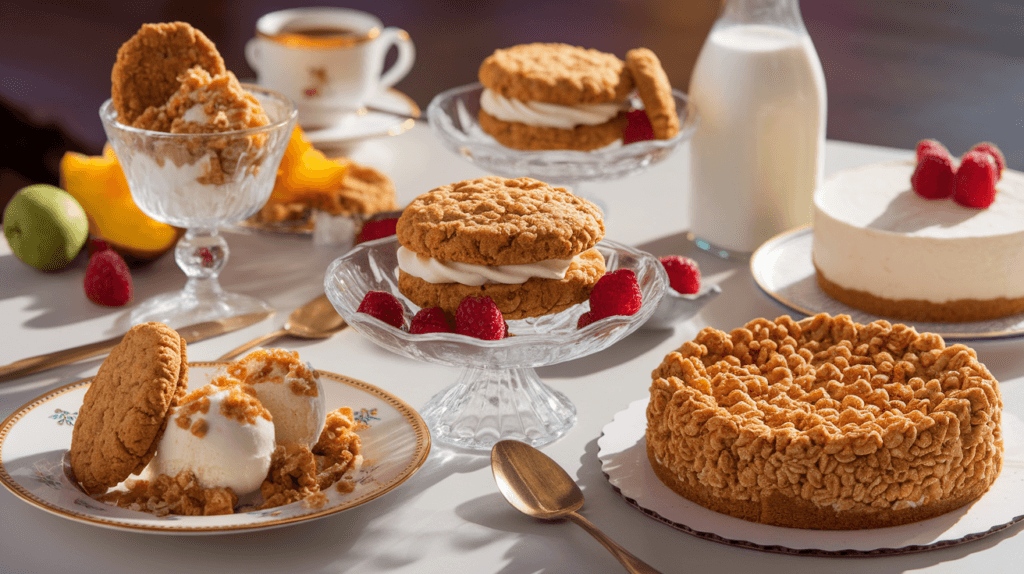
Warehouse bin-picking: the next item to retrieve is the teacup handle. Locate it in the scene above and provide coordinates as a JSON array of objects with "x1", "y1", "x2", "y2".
[
  {"x1": 376, "y1": 27, "x2": 415, "y2": 91},
  {"x1": 244, "y1": 37, "x2": 262, "y2": 73}
]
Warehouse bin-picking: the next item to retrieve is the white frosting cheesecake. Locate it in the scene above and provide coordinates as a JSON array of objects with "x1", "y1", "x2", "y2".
[{"x1": 812, "y1": 160, "x2": 1024, "y2": 322}]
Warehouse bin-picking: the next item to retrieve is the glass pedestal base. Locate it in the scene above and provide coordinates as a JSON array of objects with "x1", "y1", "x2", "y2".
[{"x1": 420, "y1": 366, "x2": 577, "y2": 451}]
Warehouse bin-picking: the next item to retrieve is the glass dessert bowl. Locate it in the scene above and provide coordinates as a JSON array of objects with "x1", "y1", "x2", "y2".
[
  {"x1": 100, "y1": 85, "x2": 297, "y2": 327},
  {"x1": 426, "y1": 82, "x2": 699, "y2": 205},
  {"x1": 324, "y1": 236, "x2": 667, "y2": 451}
]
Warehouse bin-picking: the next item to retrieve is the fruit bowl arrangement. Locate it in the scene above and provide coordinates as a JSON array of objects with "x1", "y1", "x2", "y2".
[{"x1": 324, "y1": 236, "x2": 666, "y2": 450}]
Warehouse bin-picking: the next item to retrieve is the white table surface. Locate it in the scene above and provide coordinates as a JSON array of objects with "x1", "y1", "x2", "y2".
[{"x1": 2, "y1": 124, "x2": 1021, "y2": 573}]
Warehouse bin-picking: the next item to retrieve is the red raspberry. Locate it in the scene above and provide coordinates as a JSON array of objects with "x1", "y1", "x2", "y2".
[
  {"x1": 84, "y1": 249, "x2": 133, "y2": 306},
  {"x1": 356, "y1": 218, "x2": 399, "y2": 244},
  {"x1": 970, "y1": 142, "x2": 1005, "y2": 180},
  {"x1": 910, "y1": 153, "x2": 956, "y2": 200},
  {"x1": 952, "y1": 150, "x2": 998, "y2": 209},
  {"x1": 357, "y1": 291, "x2": 406, "y2": 329},
  {"x1": 622, "y1": 110, "x2": 654, "y2": 144},
  {"x1": 915, "y1": 139, "x2": 949, "y2": 162},
  {"x1": 409, "y1": 307, "x2": 453, "y2": 334},
  {"x1": 455, "y1": 296, "x2": 505, "y2": 340},
  {"x1": 588, "y1": 269, "x2": 642, "y2": 319},
  {"x1": 659, "y1": 255, "x2": 701, "y2": 294},
  {"x1": 577, "y1": 311, "x2": 599, "y2": 329},
  {"x1": 87, "y1": 238, "x2": 111, "y2": 258}
]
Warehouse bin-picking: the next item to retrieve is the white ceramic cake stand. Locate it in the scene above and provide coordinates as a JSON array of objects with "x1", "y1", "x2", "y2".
[
  {"x1": 426, "y1": 83, "x2": 698, "y2": 211},
  {"x1": 324, "y1": 237, "x2": 666, "y2": 451}
]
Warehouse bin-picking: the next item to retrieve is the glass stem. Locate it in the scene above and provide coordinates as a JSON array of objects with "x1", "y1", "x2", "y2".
[{"x1": 175, "y1": 228, "x2": 229, "y2": 299}]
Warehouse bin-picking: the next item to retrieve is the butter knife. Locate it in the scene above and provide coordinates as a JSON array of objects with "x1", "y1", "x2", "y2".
[{"x1": 0, "y1": 310, "x2": 273, "y2": 383}]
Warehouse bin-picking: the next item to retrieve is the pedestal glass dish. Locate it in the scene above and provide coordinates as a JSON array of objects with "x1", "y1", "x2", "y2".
[
  {"x1": 100, "y1": 86, "x2": 297, "y2": 327},
  {"x1": 427, "y1": 82, "x2": 698, "y2": 206},
  {"x1": 324, "y1": 237, "x2": 666, "y2": 451}
]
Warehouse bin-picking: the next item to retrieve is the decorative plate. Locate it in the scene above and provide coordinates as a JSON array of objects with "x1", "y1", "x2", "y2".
[{"x1": 0, "y1": 363, "x2": 430, "y2": 534}]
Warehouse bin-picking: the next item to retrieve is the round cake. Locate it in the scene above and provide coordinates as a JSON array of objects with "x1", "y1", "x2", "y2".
[
  {"x1": 646, "y1": 313, "x2": 1003, "y2": 530},
  {"x1": 812, "y1": 160, "x2": 1024, "y2": 322}
]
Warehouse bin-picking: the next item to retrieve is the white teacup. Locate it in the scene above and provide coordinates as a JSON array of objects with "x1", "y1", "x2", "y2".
[{"x1": 246, "y1": 7, "x2": 415, "y2": 129}]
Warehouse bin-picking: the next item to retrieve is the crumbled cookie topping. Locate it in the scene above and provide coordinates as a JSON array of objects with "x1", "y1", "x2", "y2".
[
  {"x1": 229, "y1": 348, "x2": 320, "y2": 397},
  {"x1": 100, "y1": 470, "x2": 237, "y2": 516},
  {"x1": 647, "y1": 313, "x2": 1003, "y2": 514}
]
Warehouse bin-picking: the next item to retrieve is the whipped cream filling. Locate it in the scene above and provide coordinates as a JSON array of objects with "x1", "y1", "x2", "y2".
[
  {"x1": 398, "y1": 246, "x2": 573, "y2": 286},
  {"x1": 480, "y1": 89, "x2": 623, "y2": 129}
]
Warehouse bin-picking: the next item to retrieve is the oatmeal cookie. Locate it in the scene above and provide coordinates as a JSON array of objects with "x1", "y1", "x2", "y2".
[
  {"x1": 625, "y1": 48, "x2": 679, "y2": 140},
  {"x1": 479, "y1": 43, "x2": 633, "y2": 105},
  {"x1": 396, "y1": 176, "x2": 604, "y2": 266},
  {"x1": 69, "y1": 322, "x2": 188, "y2": 495},
  {"x1": 111, "y1": 22, "x2": 226, "y2": 126}
]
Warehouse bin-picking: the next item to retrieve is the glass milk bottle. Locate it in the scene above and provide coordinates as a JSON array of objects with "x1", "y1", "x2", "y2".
[{"x1": 688, "y1": 0, "x2": 826, "y2": 256}]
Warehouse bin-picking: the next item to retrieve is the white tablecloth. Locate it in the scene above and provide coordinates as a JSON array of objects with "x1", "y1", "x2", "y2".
[{"x1": 2, "y1": 124, "x2": 1020, "y2": 573}]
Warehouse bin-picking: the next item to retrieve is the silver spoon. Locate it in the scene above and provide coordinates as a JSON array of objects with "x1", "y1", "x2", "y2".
[
  {"x1": 217, "y1": 294, "x2": 346, "y2": 360},
  {"x1": 491, "y1": 440, "x2": 663, "y2": 574}
]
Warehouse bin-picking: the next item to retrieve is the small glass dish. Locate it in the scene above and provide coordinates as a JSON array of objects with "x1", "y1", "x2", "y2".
[
  {"x1": 324, "y1": 236, "x2": 667, "y2": 451},
  {"x1": 642, "y1": 283, "x2": 723, "y2": 330},
  {"x1": 100, "y1": 85, "x2": 297, "y2": 327},
  {"x1": 426, "y1": 83, "x2": 699, "y2": 199}
]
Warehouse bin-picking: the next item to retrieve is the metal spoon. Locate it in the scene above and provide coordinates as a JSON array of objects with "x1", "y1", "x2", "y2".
[
  {"x1": 217, "y1": 294, "x2": 346, "y2": 360},
  {"x1": 491, "y1": 440, "x2": 663, "y2": 574}
]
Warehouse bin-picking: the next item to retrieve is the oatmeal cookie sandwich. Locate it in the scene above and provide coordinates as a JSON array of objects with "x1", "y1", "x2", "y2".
[
  {"x1": 477, "y1": 43, "x2": 634, "y2": 151},
  {"x1": 396, "y1": 176, "x2": 606, "y2": 319}
]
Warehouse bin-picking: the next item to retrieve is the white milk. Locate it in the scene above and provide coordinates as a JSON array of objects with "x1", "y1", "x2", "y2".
[{"x1": 688, "y1": 24, "x2": 826, "y2": 254}]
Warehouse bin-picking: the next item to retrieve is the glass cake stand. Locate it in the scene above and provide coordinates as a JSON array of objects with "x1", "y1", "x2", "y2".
[
  {"x1": 426, "y1": 82, "x2": 699, "y2": 209},
  {"x1": 323, "y1": 237, "x2": 667, "y2": 451}
]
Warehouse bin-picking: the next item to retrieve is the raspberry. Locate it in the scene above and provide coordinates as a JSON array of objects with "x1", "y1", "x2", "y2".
[
  {"x1": 915, "y1": 139, "x2": 949, "y2": 162},
  {"x1": 87, "y1": 238, "x2": 111, "y2": 258},
  {"x1": 577, "y1": 311, "x2": 599, "y2": 329},
  {"x1": 952, "y1": 150, "x2": 998, "y2": 209},
  {"x1": 84, "y1": 249, "x2": 133, "y2": 306},
  {"x1": 659, "y1": 255, "x2": 701, "y2": 294},
  {"x1": 910, "y1": 153, "x2": 956, "y2": 200},
  {"x1": 588, "y1": 269, "x2": 642, "y2": 319},
  {"x1": 356, "y1": 218, "x2": 398, "y2": 244},
  {"x1": 409, "y1": 307, "x2": 453, "y2": 334},
  {"x1": 455, "y1": 296, "x2": 505, "y2": 340},
  {"x1": 970, "y1": 142, "x2": 1005, "y2": 180},
  {"x1": 356, "y1": 291, "x2": 405, "y2": 329},
  {"x1": 622, "y1": 110, "x2": 654, "y2": 144}
]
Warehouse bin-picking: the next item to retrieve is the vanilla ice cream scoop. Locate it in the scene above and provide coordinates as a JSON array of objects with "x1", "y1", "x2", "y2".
[
  {"x1": 231, "y1": 349, "x2": 327, "y2": 448},
  {"x1": 146, "y1": 382, "x2": 275, "y2": 496}
]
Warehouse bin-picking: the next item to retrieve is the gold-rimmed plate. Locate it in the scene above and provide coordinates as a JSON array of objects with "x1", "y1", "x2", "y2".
[{"x1": 0, "y1": 363, "x2": 430, "y2": 534}]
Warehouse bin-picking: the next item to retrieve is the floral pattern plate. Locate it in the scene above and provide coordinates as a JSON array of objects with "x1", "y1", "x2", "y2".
[{"x1": 0, "y1": 363, "x2": 430, "y2": 535}]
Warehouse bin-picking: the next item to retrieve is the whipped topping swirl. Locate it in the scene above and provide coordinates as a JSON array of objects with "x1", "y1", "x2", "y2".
[
  {"x1": 480, "y1": 89, "x2": 623, "y2": 129},
  {"x1": 398, "y1": 246, "x2": 573, "y2": 286}
]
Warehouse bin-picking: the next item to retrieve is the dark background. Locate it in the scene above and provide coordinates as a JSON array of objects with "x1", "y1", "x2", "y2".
[{"x1": 2, "y1": 0, "x2": 1022, "y2": 211}]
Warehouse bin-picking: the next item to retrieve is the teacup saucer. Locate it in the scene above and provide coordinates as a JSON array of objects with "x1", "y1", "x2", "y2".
[{"x1": 303, "y1": 89, "x2": 420, "y2": 146}]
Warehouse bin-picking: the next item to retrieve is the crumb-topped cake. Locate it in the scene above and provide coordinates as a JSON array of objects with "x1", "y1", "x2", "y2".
[
  {"x1": 813, "y1": 161, "x2": 1024, "y2": 322},
  {"x1": 646, "y1": 313, "x2": 1003, "y2": 529}
]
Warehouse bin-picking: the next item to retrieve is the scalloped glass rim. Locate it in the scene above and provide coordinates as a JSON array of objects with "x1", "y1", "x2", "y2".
[
  {"x1": 323, "y1": 237, "x2": 667, "y2": 368},
  {"x1": 425, "y1": 82, "x2": 698, "y2": 182}
]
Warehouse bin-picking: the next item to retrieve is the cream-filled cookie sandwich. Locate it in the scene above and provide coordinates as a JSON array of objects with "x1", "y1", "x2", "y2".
[{"x1": 396, "y1": 176, "x2": 606, "y2": 319}]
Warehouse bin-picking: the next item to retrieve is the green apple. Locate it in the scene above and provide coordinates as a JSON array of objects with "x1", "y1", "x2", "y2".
[{"x1": 3, "y1": 184, "x2": 89, "y2": 271}]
